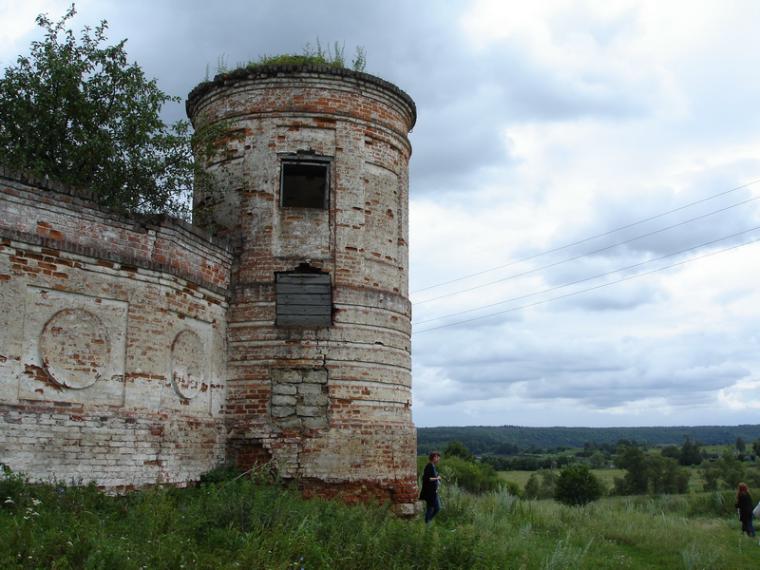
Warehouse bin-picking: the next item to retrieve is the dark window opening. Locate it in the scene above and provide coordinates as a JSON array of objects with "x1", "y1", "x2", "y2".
[
  {"x1": 276, "y1": 269, "x2": 332, "y2": 327},
  {"x1": 281, "y1": 160, "x2": 329, "y2": 208}
]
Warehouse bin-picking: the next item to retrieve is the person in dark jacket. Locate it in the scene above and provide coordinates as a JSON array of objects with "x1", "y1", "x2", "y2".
[
  {"x1": 735, "y1": 482, "x2": 756, "y2": 537},
  {"x1": 420, "y1": 451, "x2": 442, "y2": 524}
]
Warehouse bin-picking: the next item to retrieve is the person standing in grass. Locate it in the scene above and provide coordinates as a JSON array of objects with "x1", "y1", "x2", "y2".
[
  {"x1": 420, "y1": 451, "x2": 442, "y2": 524},
  {"x1": 735, "y1": 482, "x2": 756, "y2": 537}
]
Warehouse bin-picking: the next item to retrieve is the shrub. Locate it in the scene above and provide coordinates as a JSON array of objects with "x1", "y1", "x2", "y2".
[
  {"x1": 503, "y1": 480, "x2": 522, "y2": 497},
  {"x1": 539, "y1": 469, "x2": 558, "y2": 499},
  {"x1": 444, "y1": 440, "x2": 475, "y2": 462},
  {"x1": 524, "y1": 473, "x2": 540, "y2": 499},
  {"x1": 554, "y1": 464, "x2": 602, "y2": 506},
  {"x1": 437, "y1": 456, "x2": 502, "y2": 494}
]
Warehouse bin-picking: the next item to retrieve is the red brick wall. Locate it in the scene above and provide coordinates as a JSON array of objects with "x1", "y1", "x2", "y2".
[
  {"x1": 189, "y1": 66, "x2": 418, "y2": 514},
  {"x1": 0, "y1": 67, "x2": 420, "y2": 511},
  {"x1": 0, "y1": 173, "x2": 232, "y2": 487}
]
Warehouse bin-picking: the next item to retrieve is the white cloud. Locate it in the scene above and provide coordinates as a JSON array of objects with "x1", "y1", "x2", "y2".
[{"x1": 4, "y1": 0, "x2": 760, "y2": 427}]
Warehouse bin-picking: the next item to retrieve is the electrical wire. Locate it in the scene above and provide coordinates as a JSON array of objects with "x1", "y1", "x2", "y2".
[
  {"x1": 413, "y1": 194, "x2": 760, "y2": 305},
  {"x1": 413, "y1": 225, "x2": 760, "y2": 333},
  {"x1": 411, "y1": 177, "x2": 760, "y2": 294}
]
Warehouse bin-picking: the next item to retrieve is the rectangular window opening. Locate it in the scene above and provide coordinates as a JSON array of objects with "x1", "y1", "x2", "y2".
[{"x1": 280, "y1": 160, "x2": 329, "y2": 209}]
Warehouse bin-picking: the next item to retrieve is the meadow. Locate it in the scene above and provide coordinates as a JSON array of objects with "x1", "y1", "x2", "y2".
[
  {"x1": 2, "y1": 467, "x2": 759, "y2": 569},
  {"x1": 499, "y1": 469, "x2": 626, "y2": 490},
  {"x1": 498, "y1": 468, "x2": 708, "y2": 494}
]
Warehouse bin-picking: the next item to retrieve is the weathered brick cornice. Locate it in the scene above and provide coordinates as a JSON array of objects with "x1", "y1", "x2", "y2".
[
  {"x1": 0, "y1": 168, "x2": 231, "y2": 252},
  {"x1": 186, "y1": 64, "x2": 417, "y2": 129}
]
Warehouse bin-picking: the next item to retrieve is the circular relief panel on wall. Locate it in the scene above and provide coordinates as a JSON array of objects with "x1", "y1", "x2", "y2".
[
  {"x1": 39, "y1": 308, "x2": 111, "y2": 390},
  {"x1": 170, "y1": 330, "x2": 205, "y2": 400}
]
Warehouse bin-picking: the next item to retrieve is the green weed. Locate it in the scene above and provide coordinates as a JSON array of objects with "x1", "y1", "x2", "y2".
[{"x1": 1, "y1": 466, "x2": 759, "y2": 569}]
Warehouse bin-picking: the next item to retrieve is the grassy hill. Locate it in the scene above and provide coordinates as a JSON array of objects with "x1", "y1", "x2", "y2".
[
  {"x1": 417, "y1": 424, "x2": 760, "y2": 455},
  {"x1": 2, "y1": 467, "x2": 759, "y2": 569}
]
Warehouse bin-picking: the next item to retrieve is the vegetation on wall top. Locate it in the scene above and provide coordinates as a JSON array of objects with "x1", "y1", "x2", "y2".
[{"x1": 211, "y1": 40, "x2": 367, "y2": 79}]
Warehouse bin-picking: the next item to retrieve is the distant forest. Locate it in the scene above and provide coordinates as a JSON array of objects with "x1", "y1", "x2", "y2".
[{"x1": 416, "y1": 425, "x2": 760, "y2": 455}]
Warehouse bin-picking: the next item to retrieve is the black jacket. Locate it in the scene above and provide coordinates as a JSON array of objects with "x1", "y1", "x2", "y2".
[
  {"x1": 736, "y1": 492, "x2": 754, "y2": 522},
  {"x1": 419, "y1": 462, "x2": 439, "y2": 502}
]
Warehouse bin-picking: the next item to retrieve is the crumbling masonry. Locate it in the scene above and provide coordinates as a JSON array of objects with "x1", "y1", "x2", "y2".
[{"x1": 0, "y1": 65, "x2": 418, "y2": 514}]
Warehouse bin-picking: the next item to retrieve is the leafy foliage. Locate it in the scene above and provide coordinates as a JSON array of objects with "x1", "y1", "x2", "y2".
[
  {"x1": 524, "y1": 473, "x2": 541, "y2": 499},
  {"x1": 417, "y1": 454, "x2": 502, "y2": 495},
  {"x1": 701, "y1": 450, "x2": 750, "y2": 491},
  {"x1": 613, "y1": 443, "x2": 690, "y2": 495},
  {"x1": 417, "y1": 425, "x2": 760, "y2": 455},
  {"x1": 439, "y1": 457, "x2": 502, "y2": 494},
  {"x1": 0, "y1": 5, "x2": 192, "y2": 216},
  {"x1": 482, "y1": 453, "x2": 574, "y2": 472},
  {"x1": 443, "y1": 440, "x2": 475, "y2": 461},
  {"x1": 522, "y1": 470, "x2": 561, "y2": 500},
  {"x1": 679, "y1": 437, "x2": 703, "y2": 466},
  {"x1": 554, "y1": 464, "x2": 602, "y2": 506}
]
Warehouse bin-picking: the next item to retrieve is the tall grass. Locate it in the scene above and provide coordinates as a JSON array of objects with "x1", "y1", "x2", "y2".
[{"x1": 1, "y1": 466, "x2": 757, "y2": 569}]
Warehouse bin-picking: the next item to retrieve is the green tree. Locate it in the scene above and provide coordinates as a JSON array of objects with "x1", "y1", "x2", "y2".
[
  {"x1": 702, "y1": 463, "x2": 721, "y2": 491},
  {"x1": 646, "y1": 455, "x2": 690, "y2": 494},
  {"x1": 437, "y1": 456, "x2": 500, "y2": 494},
  {"x1": 660, "y1": 445, "x2": 681, "y2": 461},
  {"x1": 615, "y1": 444, "x2": 648, "y2": 494},
  {"x1": 539, "y1": 469, "x2": 558, "y2": 499},
  {"x1": 679, "y1": 437, "x2": 702, "y2": 466},
  {"x1": 736, "y1": 437, "x2": 746, "y2": 453},
  {"x1": 716, "y1": 449, "x2": 746, "y2": 488},
  {"x1": 589, "y1": 451, "x2": 607, "y2": 469},
  {"x1": 614, "y1": 443, "x2": 690, "y2": 495},
  {"x1": 752, "y1": 439, "x2": 760, "y2": 458},
  {"x1": 444, "y1": 440, "x2": 475, "y2": 462},
  {"x1": 554, "y1": 464, "x2": 602, "y2": 506},
  {"x1": 0, "y1": 5, "x2": 192, "y2": 215},
  {"x1": 523, "y1": 473, "x2": 540, "y2": 499}
]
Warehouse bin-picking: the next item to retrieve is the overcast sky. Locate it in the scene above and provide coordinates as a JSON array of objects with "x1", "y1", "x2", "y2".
[{"x1": 3, "y1": 0, "x2": 760, "y2": 428}]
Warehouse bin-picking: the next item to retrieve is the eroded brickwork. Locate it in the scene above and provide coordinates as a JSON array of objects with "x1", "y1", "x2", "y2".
[
  {"x1": 0, "y1": 175, "x2": 231, "y2": 486},
  {"x1": 188, "y1": 65, "x2": 418, "y2": 513},
  {"x1": 0, "y1": 66, "x2": 418, "y2": 511}
]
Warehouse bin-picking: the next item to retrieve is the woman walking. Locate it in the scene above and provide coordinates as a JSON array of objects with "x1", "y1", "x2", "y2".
[
  {"x1": 735, "y1": 482, "x2": 756, "y2": 537},
  {"x1": 420, "y1": 451, "x2": 442, "y2": 524}
]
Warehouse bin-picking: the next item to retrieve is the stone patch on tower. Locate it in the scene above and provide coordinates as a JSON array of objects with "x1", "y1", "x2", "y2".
[{"x1": 271, "y1": 368, "x2": 329, "y2": 431}]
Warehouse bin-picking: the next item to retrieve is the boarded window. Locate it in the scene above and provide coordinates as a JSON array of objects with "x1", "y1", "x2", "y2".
[
  {"x1": 280, "y1": 160, "x2": 329, "y2": 208},
  {"x1": 276, "y1": 272, "x2": 332, "y2": 327}
]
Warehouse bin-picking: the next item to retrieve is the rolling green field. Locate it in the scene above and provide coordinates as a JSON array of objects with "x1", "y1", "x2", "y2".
[
  {"x1": 2, "y1": 468, "x2": 759, "y2": 569},
  {"x1": 499, "y1": 468, "x2": 626, "y2": 489},
  {"x1": 498, "y1": 468, "x2": 708, "y2": 494}
]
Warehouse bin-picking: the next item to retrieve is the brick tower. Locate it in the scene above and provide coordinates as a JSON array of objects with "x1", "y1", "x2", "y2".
[{"x1": 186, "y1": 65, "x2": 417, "y2": 513}]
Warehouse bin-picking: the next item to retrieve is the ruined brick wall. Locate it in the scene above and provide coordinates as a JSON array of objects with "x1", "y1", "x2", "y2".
[
  {"x1": 0, "y1": 172, "x2": 231, "y2": 487},
  {"x1": 187, "y1": 65, "x2": 418, "y2": 513}
]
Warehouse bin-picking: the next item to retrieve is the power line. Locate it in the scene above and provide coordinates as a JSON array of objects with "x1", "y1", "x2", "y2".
[
  {"x1": 411, "y1": 177, "x2": 760, "y2": 295},
  {"x1": 412, "y1": 224, "x2": 760, "y2": 332},
  {"x1": 413, "y1": 194, "x2": 760, "y2": 305}
]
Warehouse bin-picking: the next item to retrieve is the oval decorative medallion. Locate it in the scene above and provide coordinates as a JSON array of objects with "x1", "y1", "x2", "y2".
[
  {"x1": 170, "y1": 330, "x2": 205, "y2": 400},
  {"x1": 39, "y1": 309, "x2": 110, "y2": 389}
]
